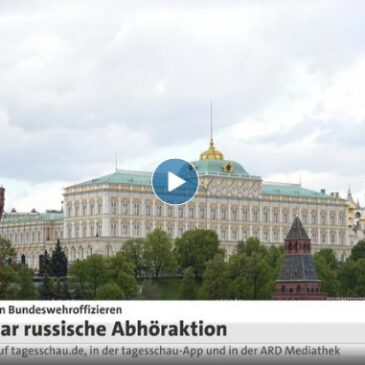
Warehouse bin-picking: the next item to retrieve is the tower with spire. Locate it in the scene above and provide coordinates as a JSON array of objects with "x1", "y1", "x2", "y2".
[{"x1": 273, "y1": 216, "x2": 326, "y2": 300}]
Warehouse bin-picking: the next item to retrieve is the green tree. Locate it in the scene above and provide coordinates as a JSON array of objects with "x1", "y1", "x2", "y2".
[
  {"x1": 96, "y1": 283, "x2": 125, "y2": 300},
  {"x1": 0, "y1": 266, "x2": 19, "y2": 299},
  {"x1": 69, "y1": 255, "x2": 109, "y2": 299},
  {"x1": 144, "y1": 229, "x2": 175, "y2": 279},
  {"x1": 0, "y1": 238, "x2": 18, "y2": 299},
  {"x1": 338, "y1": 259, "x2": 365, "y2": 297},
  {"x1": 174, "y1": 229, "x2": 220, "y2": 279},
  {"x1": 122, "y1": 238, "x2": 145, "y2": 278},
  {"x1": 16, "y1": 266, "x2": 38, "y2": 299},
  {"x1": 179, "y1": 267, "x2": 198, "y2": 299},
  {"x1": 39, "y1": 274, "x2": 54, "y2": 300},
  {"x1": 49, "y1": 239, "x2": 68, "y2": 277},
  {"x1": 140, "y1": 280, "x2": 161, "y2": 300},
  {"x1": 228, "y1": 251, "x2": 272, "y2": 299},
  {"x1": 0, "y1": 237, "x2": 16, "y2": 269},
  {"x1": 200, "y1": 254, "x2": 229, "y2": 299},
  {"x1": 350, "y1": 240, "x2": 365, "y2": 261},
  {"x1": 314, "y1": 249, "x2": 340, "y2": 297},
  {"x1": 107, "y1": 252, "x2": 138, "y2": 298}
]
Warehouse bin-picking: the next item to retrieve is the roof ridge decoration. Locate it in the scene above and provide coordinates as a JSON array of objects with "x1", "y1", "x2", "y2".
[{"x1": 286, "y1": 216, "x2": 309, "y2": 240}]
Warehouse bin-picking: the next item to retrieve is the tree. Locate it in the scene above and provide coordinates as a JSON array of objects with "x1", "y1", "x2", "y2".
[
  {"x1": 16, "y1": 266, "x2": 38, "y2": 299},
  {"x1": 350, "y1": 240, "x2": 365, "y2": 261},
  {"x1": 228, "y1": 251, "x2": 272, "y2": 299},
  {"x1": 144, "y1": 229, "x2": 175, "y2": 279},
  {"x1": 39, "y1": 274, "x2": 54, "y2": 300},
  {"x1": 338, "y1": 258, "x2": 365, "y2": 297},
  {"x1": 140, "y1": 280, "x2": 161, "y2": 300},
  {"x1": 179, "y1": 267, "x2": 198, "y2": 299},
  {"x1": 49, "y1": 239, "x2": 68, "y2": 277},
  {"x1": 96, "y1": 283, "x2": 125, "y2": 300},
  {"x1": 174, "y1": 229, "x2": 220, "y2": 279},
  {"x1": 69, "y1": 255, "x2": 109, "y2": 299},
  {"x1": 0, "y1": 237, "x2": 16, "y2": 269},
  {"x1": 122, "y1": 238, "x2": 145, "y2": 278},
  {"x1": 314, "y1": 249, "x2": 340, "y2": 297},
  {"x1": 107, "y1": 252, "x2": 138, "y2": 298},
  {"x1": 0, "y1": 266, "x2": 19, "y2": 299},
  {"x1": 199, "y1": 254, "x2": 229, "y2": 299},
  {"x1": 0, "y1": 238, "x2": 18, "y2": 299}
]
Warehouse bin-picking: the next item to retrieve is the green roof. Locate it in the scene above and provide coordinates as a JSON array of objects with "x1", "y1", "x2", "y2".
[
  {"x1": 75, "y1": 170, "x2": 152, "y2": 187},
  {"x1": 262, "y1": 183, "x2": 337, "y2": 199},
  {"x1": 191, "y1": 159, "x2": 251, "y2": 177},
  {"x1": 1, "y1": 212, "x2": 63, "y2": 225},
  {"x1": 70, "y1": 171, "x2": 339, "y2": 201}
]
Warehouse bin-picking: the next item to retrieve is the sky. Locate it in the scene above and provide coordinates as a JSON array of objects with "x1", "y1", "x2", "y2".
[{"x1": 1, "y1": 0, "x2": 365, "y2": 212}]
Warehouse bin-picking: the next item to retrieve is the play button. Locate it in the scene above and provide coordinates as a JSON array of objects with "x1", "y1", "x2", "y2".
[
  {"x1": 152, "y1": 159, "x2": 199, "y2": 205},
  {"x1": 168, "y1": 172, "x2": 186, "y2": 192}
]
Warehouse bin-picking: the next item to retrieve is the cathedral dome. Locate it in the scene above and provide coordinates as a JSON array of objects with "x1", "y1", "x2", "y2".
[
  {"x1": 192, "y1": 139, "x2": 249, "y2": 176},
  {"x1": 200, "y1": 138, "x2": 225, "y2": 160}
]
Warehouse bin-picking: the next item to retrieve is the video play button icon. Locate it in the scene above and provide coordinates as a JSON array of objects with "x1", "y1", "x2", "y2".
[
  {"x1": 152, "y1": 159, "x2": 199, "y2": 205},
  {"x1": 168, "y1": 172, "x2": 186, "y2": 192}
]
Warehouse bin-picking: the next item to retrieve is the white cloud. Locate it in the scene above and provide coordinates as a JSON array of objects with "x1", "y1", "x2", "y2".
[{"x1": 1, "y1": 0, "x2": 365, "y2": 209}]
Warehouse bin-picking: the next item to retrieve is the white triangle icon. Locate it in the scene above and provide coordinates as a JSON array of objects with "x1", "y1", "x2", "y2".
[{"x1": 168, "y1": 172, "x2": 186, "y2": 192}]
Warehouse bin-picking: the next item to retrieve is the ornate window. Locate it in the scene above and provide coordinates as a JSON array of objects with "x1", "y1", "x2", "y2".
[
  {"x1": 273, "y1": 230, "x2": 279, "y2": 242},
  {"x1": 320, "y1": 231, "x2": 326, "y2": 244},
  {"x1": 220, "y1": 207, "x2": 227, "y2": 220},
  {"x1": 242, "y1": 228, "x2": 248, "y2": 241},
  {"x1": 111, "y1": 222, "x2": 117, "y2": 237},
  {"x1": 273, "y1": 210, "x2": 279, "y2": 223},
  {"x1": 330, "y1": 231, "x2": 335, "y2": 244},
  {"x1": 302, "y1": 210, "x2": 308, "y2": 224},
  {"x1": 189, "y1": 205, "x2": 195, "y2": 219},
  {"x1": 122, "y1": 223, "x2": 128, "y2": 236},
  {"x1": 242, "y1": 208, "x2": 249, "y2": 222},
  {"x1": 133, "y1": 202, "x2": 141, "y2": 216},
  {"x1": 133, "y1": 222, "x2": 140, "y2": 237},
  {"x1": 320, "y1": 211, "x2": 327, "y2": 225},
  {"x1": 231, "y1": 228, "x2": 237, "y2": 240},
  {"x1": 220, "y1": 228, "x2": 227, "y2": 240},
  {"x1": 283, "y1": 210, "x2": 289, "y2": 223},
  {"x1": 199, "y1": 205, "x2": 205, "y2": 219},
  {"x1": 111, "y1": 200, "x2": 117, "y2": 215},
  {"x1": 252, "y1": 208, "x2": 259, "y2": 222},
  {"x1": 311, "y1": 211, "x2": 317, "y2": 225},
  {"x1": 231, "y1": 207, "x2": 238, "y2": 221},
  {"x1": 145, "y1": 203, "x2": 151, "y2": 216},
  {"x1": 210, "y1": 206, "x2": 217, "y2": 220},
  {"x1": 122, "y1": 202, "x2": 129, "y2": 215},
  {"x1": 330, "y1": 212, "x2": 336, "y2": 225},
  {"x1": 82, "y1": 202, "x2": 87, "y2": 216}
]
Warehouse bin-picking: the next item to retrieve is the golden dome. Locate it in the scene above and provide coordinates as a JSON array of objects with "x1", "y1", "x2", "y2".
[{"x1": 200, "y1": 139, "x2": 224, "y2": 160}]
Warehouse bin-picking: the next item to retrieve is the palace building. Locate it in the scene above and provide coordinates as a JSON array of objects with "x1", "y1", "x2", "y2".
[{"x1": 0, "y1": 139, "x2": 352, "y2": 269}]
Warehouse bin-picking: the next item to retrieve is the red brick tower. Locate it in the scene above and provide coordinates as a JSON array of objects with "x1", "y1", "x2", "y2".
[{"x1": 273, "y1": 216, "x2": 326, "y2": 300}]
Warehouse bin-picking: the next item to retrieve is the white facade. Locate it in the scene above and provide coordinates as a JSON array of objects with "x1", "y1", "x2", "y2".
[{"x1": 0, "y1": 142, "x2": 353, "y2": 269}]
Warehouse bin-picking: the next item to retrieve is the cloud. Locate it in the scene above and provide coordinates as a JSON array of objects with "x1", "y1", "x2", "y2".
[{"x1": 1, "y1": 0, "x2": 365, "y2": 209}]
